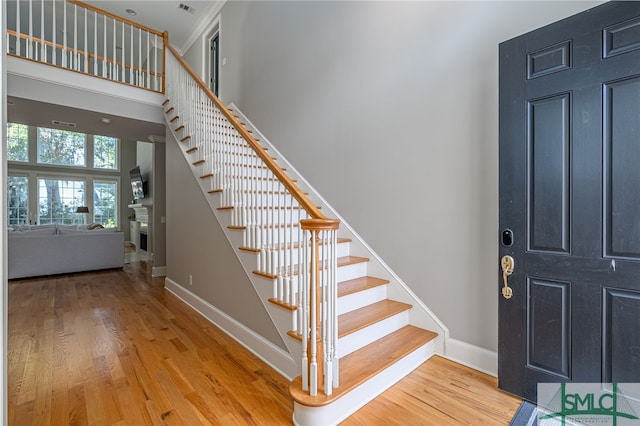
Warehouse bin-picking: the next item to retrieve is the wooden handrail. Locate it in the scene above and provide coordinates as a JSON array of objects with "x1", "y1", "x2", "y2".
[
  {"x1": 68, "y1": 0, "x2": 164, "y2": 37},
  {"x1": 7, "y1": 30, "x2": 164, "y2": 78},
  {"x1": 166, "y1": 43, "x2": 327, "y2": 220}
]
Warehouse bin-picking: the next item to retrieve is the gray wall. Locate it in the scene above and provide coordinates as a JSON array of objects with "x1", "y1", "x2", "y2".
[
  {"x1": 152, "y1": 141, "x2": 166, "y2": 268},
  {"x1": 165, "y1": 132, "x2": 285, "y2": 349},
  {"x1": 183, "y1": 0, "x2": 603, "y2": 352}
]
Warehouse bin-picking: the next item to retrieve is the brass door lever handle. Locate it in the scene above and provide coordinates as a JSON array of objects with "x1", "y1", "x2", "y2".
[{"x1": 501, "y1": 255, "x2": 514, "y2": 299}]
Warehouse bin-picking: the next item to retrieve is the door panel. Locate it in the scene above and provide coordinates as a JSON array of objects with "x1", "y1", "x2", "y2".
[
  {"x1": 604, "y1": 76, "x2": 640, "y2": 258},
  {"x1": 603, "y1": 288, "x2": 640, "y2": 383},
  {"x1": 499, "y1": 1, "x2": 640, "y2": 401},
  {"x1": 527, "y1": 93, "x2": 571, "y2": 254},
  {"x1": 526, "y1": 278, "x2": 571, "y2": 378}
]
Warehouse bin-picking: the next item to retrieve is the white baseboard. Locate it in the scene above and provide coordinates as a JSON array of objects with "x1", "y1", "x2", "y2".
[
  {"x1": 164, "y1": 277, "x2": 298, "y2": 379},
  {"x1": 151, "y1": 266, "x2": 166, "y2": 277},
  {"x1": 444, "y1": 338, "x2": 498, "y2": 377}
]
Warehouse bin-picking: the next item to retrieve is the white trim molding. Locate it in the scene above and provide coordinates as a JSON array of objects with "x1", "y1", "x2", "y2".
[
  {"x1": 444, "y1": 337, "x2": 498, "y2": 377},
  {"x1": 164, "y1": 277, "x2": 298, "y2": 379},
  {"x1": 182, "y1": 1, "x2": 226, "y2": 54},
  {"x1": 151, "y1": 266, "x2": 166, "y2": 277}
]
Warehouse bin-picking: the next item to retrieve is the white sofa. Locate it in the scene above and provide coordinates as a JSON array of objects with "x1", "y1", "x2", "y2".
[{"x1": 8, "y1": 224, "x2": 125, "y2": 279}]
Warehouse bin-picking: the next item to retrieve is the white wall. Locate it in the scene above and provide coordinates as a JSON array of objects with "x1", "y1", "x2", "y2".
[{"x1": 183, "y1": 1, "x2": 604, "y2": 352}]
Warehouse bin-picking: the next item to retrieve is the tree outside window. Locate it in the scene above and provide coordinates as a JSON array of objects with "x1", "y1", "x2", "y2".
[
  {"x1": 37, "y1": 127, "x2": 86, "y2": 166},
  {"x1": 38, "y1": 178, "x2": 85, "y2": 224},
  {"x1": 8, "y1": 176, "x2": 29, "y2": 225},
  {"x1": 94, "y1": 181, "x2": 117, "y2": 227},
  {"x1": 7, "y1": 123, "x2": 29, "y2": 162},
  {"x1": 94, "y1": 135, "x2": 118, "y2": 170}
]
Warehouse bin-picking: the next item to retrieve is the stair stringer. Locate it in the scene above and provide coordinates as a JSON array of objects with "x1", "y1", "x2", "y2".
[
  {"x1": 165, "y1": 117, "x2": 304, "y2": 380},
  {"x1": 229, "y1": 103, "x2": 449, "y2": 354}
]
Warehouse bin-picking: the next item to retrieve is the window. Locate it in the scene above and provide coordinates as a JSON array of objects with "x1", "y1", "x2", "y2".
[
  {"x1": 8, "y1": 124, "x2": 123, "y2": 228},
  {"x1": 37, "y1": 127, "x2": 86, "y2": 167},
  {"x1": 38, "y1": 178, "x2": 85, "y2": 224},
  {"x1": 7, "y1": 123, "x2": 29, "y2": 162},
  {"x1": 93, "y1": 180, "x2": 118, "y2": 227},
  {"x1": 94, "y1": 135, "x2": 118, "y2": 170},
  {"x1": 8, "y1": 175, "x2": 29, "y2": 225}
]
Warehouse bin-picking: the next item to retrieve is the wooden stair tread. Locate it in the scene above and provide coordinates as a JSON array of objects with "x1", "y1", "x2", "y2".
[
  {"x1": 253, "y1": 254, "x2": 365, "y2": 280},
  {"x1": 337, "y1": 256, "x2": 369, "y2": 267},
  {"x1": 339, "y1": 299, "x2": 411, "y2": 338},
  {"x1": 290, "y1": 325, "x2": 438, "y2": 407},
  {"x1": 338, "y1": 276, "x2": 389, "y2": 297},
  {"x1": 241, "y1": 238, "x2": 350, "y2": 253}
]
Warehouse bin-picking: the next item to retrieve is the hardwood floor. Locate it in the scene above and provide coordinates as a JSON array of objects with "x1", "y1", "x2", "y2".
[{"x1": 8, "y1": 262, "x2": 521, "y2": 425}]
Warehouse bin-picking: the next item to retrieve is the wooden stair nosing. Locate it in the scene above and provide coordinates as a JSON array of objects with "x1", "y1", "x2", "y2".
[
  {"x1": 192, "y1": 160, "x2": 205, "y2": 166},
  {"x1": 186, "y1": 147, "x2": 198, "y2": 154},
  {"x1": 162, "y1": 99, "x2": 170, "y2": 106},
  {"x1": 165, "y1": 106, "x2": 174, "y2": 114},
  {"x1": 289, "y1": 325, "x2": 438, "y2": 407},
  {"x1": 170, "y1": 116, "x2": 179, "y2": 123},
  {"x1": 268, "y1": 298, "x2": 296, "y2": 311},
  {"x1": 215, "y1": 205, "x2": 320, "y2": 211},
  {"x1": 175, "y1": 125, "x2": 185, "y2": 132},
  {"x1": 251, "y1": 255, "x2": 367, "y2": 280},
  {"x1": 338, "y1": 276, "x2": 389, "y2": 298},
  {"x1": 285, "y1": 298, "x2": 409, "y2": 341},
  {"x1": 338, "y1": 299, "x2": 412, "y2": 339},
  {"x1": 239, "y1": 238, "x2": 352, "y2": 254},
  {"x1": 239, "y1": 246, "x2": 261, "y2": 253}
]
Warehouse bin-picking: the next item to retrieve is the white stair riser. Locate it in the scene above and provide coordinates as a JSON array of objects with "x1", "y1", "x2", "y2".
[
  {"x1": 254, "y1": 242, "x2": 351, "y2": 267},
  {"x1": 337, "y1": 261, "x2": 367, "y2": 282},
  {"x1": 338, "y1": 285, "x2": 387, "y2": 315},
  {"x1": 337, "y1": 310, "x2": 410, "y2": 358}
]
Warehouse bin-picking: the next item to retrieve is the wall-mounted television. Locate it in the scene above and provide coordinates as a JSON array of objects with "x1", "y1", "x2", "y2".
[{"x1": 129, "y1": 166, "x2": 145, "y2": 200}]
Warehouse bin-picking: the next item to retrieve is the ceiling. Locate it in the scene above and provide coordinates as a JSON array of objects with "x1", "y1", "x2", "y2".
[{"x1": 85, "y1": 1, "x2": 224, "y2": 53}]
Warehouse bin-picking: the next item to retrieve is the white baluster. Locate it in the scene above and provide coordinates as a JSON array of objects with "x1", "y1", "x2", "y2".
[
  {"x1": 146, "y1": 31, "x2": 150, "y2": 89},
  {"x1": 129, "y1": 24, "x2": 133, "y2": 83},
  {"x1": 62, "y1": 0, "x2": 67, "y2": 67},
  {"x1": 121, "y1": 19, "x2": 125, "y2": 82},
  {"x1": 153, "y1": 34, "x2": 158, "y2": 91},
  {"x1": 93, "y1": 11, "x2": 97, "y2": 74},
  {"x1": 138, "y1": 27, "x2": 142, "y2": 86},
  {"x1": 112, "y1": 18, "x2": 116, "y2": 80},
  {"x1": 40, "y1": 0, "x2": 45, "y2": 61},
  {"x1": 28, "y1": 0, "x2": 33, "y2": 59},
  {"x1": 16, "y1": 0, "x2": 21, "y2": 57}
]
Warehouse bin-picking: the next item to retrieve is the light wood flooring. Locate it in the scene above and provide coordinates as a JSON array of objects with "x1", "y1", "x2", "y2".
[{"x1": 8, "y1": 261, "x2": 521, "y2": 425}]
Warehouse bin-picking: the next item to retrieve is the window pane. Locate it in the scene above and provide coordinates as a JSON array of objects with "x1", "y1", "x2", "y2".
[
  {"x1": 94, "y1": 135, "x2": 118, "y2": 169},
  {"x1": 94, "y1": 181, "x2": 117, "y2": 228},
  {"x1": 7, "y1": 123, "x2": 29, "y2": 162},
  {"x1": 38, "y1": 178, "x2": 85, "y2": 224},
  {"x1": 8, "y1": 176, "x2": 29, "y2": 225},
  {"x1": 37, "y1": 127, "x2": 86, "y2": 166}
]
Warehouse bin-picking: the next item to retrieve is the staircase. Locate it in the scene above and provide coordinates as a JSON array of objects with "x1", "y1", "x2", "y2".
[{"x1": 163, "y1": 45, "x2": 446, "y2": 425}]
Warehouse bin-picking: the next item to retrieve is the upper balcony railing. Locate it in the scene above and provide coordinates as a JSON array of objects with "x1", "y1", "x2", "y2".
[{"x1": 6, "y1": 0, "x2": 166, "y2": 93}]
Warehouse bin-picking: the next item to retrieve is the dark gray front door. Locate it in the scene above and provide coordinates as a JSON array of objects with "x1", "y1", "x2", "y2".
[{"x1": 499, "y1": 1, "x2": 640, "y2": 401}]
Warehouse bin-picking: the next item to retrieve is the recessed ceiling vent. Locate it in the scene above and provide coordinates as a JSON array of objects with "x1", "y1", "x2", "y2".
[
  {"x1": 52, "y1": 119, "x2": 77, "y2": 128},
  {"x1": 178, "y1": 3, "x2": 194, "y2": 13}
]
